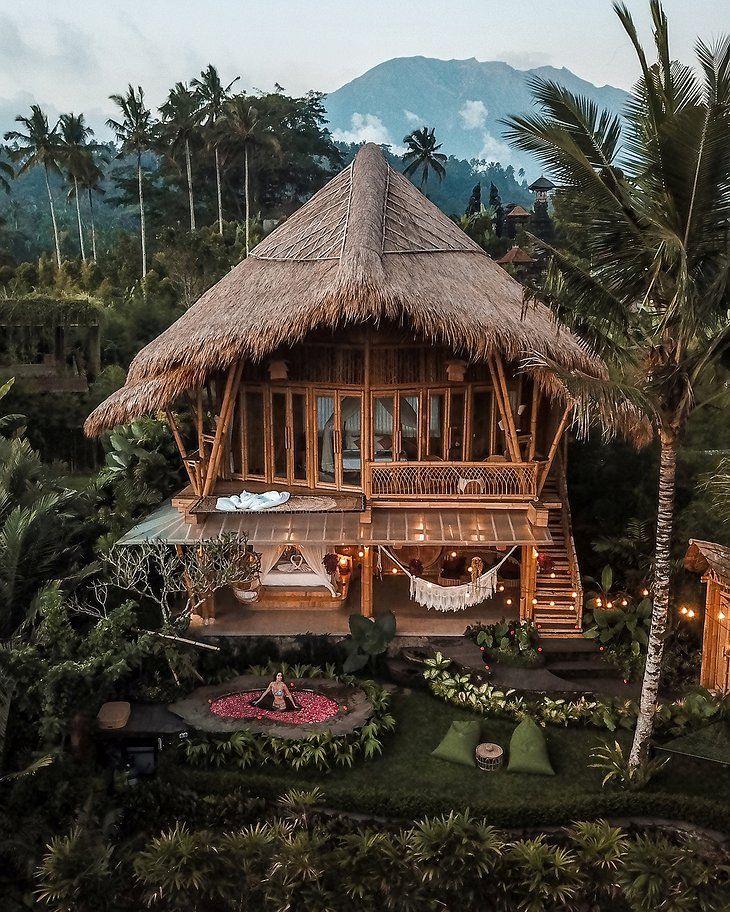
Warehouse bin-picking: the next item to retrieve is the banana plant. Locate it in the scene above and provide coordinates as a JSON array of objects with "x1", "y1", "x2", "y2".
[{"x1": 342, "y1": 611, "x2": 396, "y2": 673}]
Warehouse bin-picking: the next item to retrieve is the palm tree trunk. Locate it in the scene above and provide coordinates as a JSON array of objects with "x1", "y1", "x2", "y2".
[
  {"x1": 629, "y1": 427, "x2": 678, "y2": 768},
  {"x1": 215, "y1": 146, "x2": 223, "y2": 235},
  {"x1": 185, "y1": 138, "x2": 195, "y2": 231},
  {"x1": 138, "y1": 152, "x2": 147, "y2": 278},
  {"x1": 74, "y1": 176, "x2": 86, "y2": 262},
  {"x1": 88, "y1": 188, "x2": 97, "y2": 262},
  {"x1": 244, "y1": 144, "x2": 250, "y2": 256},
  {"x1": 44, "y1": 164, "x2": 62, "y2": 269}
]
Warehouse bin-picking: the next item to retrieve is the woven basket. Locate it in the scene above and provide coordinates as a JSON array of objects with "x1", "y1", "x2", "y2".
[{"x1": 475, "y1": 742, "x2": 503, "y2": 771}]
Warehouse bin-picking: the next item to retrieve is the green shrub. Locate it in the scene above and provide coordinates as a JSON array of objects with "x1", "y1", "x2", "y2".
[
  {"x1": 590, "y1": 740, "x2": 669, "y2": 791},
  {"x1": 465, "y1": 618, "x2": 543, "y2": 667}
]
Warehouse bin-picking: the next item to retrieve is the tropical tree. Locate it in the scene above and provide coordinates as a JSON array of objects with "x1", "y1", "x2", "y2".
[
  {"x1": 58, "y1": 113, "x2": 105, "y2": 262},
  {"x1": 219, "y1": 97, "x2": 280, "y2": 255},
  {"x1": 75, "y1": 154, "x2": 106, "y2": 262},
  {"x1": 191, "y1": 64, "x2": 240, "y2": 234},
  {"x1": 402, "y1": 127, "x2": 447, "y2": 189},
  {"x1": 107, "y1": 86, "x2": 157, "y2": 277},
  {"x1": 159, "y1": 82, "x2": 202, "y2": 231},
  {"x1": 502, "y1": 0, "x2": 730, "y2": 767},
  {"x1": 0, "y1": 155, "x2": 12, "y2": 195},
  {"x1": 4, "y1": 106, "x2": 64, "y2": 267}
]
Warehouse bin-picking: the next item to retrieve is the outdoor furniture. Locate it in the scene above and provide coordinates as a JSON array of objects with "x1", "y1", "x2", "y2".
[
  {"x1": 97, "y1": 701, "x2": 131, "y2": 731},
  {"x1": 475, "y1": 741, "x2": 504, "y2": 771}
]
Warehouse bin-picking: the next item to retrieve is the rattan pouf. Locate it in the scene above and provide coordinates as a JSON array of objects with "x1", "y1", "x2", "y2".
[{"x1": 475, "y1": 742, "x2": 504, "y2": 771}]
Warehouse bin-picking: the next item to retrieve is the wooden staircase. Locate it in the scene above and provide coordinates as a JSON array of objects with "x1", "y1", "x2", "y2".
[{"x1": 531, "y1": 461, "x2": 583, "y2": 637}]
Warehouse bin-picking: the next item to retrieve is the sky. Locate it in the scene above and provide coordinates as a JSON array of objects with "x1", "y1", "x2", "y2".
[{"x1": 0, "y1": 0, "x2": 728, "y2": 138}]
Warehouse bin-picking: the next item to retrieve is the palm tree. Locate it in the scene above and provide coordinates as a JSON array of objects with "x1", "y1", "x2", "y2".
[
  {"x1": 107, "y1": 86, "x2": 156, "y2": 277},
  {"x1": 402, "y1": 127, "x2": 447, "y2": 189},
  {"x1": 76, "y1": 155, "x2": 106, "y2": 262},
  {"x1": 4, "y1": 106, "x2": 64, "y2": 267},
  {"x1": 191, "y1": 64, "x2": 240, "y2": 234},
  {"x1": 160, "y1": 82, "x2": 202, "y2": 231},
  {"x1": 58, "y1": 113, "x2": 105, "y2": 262},
  {"x1": 503, "y1": 0, "x2": 730, "y2": 767},
  {"x1": 219, "y1": 97, "x2": 280, "y2": 255}
]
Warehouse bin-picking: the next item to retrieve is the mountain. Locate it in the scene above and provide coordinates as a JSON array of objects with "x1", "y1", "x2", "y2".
[{"x1": 324, "y1": 56, "x2": 628, "y2": 178}]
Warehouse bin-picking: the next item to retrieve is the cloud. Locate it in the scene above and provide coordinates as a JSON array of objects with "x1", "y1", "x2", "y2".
[
  {"x1": 0, "y1": 14, "x2": 98, "y2": 83},
  {"x1": 459, "y1": 99, "x2": 487, "y2": 130},
  {"x1": 478, "y1": 131, "x2": 515, "y2": 166},
  {"x1": 332, "y1": 112, "x2": 404, "y2": 153},
  {"x1": 403, "y1": 109, "x2": 422, "y2": 124},
  {"x1": 501, "y1": 50, "x2": 553, "y2": 71}
]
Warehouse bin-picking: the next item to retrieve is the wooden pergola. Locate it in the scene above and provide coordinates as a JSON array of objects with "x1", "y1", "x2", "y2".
[{"x1": 685, "y1": 539, "x2": 730, "y2": 692}]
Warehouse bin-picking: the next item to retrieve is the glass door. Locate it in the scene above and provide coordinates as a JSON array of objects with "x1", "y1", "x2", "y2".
[
  {"x1": 470, "y1": 387, "x2": 494, "y2": 460},
  {"x1": 271, "y1": 391, "x2": 288, "y2": 482},
  {"x1": 315, "y1": 391, "x2": 363, "y2": 489},
  {"x1": 271, "y1": 389, "x2": 309, "y2": 485}
]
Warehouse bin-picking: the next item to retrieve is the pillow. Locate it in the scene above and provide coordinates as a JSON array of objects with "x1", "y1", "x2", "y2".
[
  {"x1": 431, "y1": 720, "x2": 482, "y2": 767},
  {"x1": 507, "y1": 717, "x2": 555, "y2": 776}
]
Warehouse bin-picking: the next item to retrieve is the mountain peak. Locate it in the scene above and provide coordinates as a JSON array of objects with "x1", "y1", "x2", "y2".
[{"x1": 325, "y1": 55, "x2": 627, "y2": 177}]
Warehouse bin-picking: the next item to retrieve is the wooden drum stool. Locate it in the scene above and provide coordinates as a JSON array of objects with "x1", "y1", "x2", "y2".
[{"x1": 475, "y1": 742, "x2": 504, "y2": 771}]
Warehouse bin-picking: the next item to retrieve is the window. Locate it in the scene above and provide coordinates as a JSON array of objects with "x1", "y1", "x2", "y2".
[
  {"x1": 244, "y1": 390, "x2": 266, "y2": 476},
  {"x1": 471, "y1": 388, "x2": 493, "y2": 460},
  {"x1": 427, "y1": 392, "x2": 446, "y2": 459}
]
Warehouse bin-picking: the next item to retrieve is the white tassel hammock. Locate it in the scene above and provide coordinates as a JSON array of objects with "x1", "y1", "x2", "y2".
[{"x1": 380, "y1": 546, "x2": 518, "y2": 612}]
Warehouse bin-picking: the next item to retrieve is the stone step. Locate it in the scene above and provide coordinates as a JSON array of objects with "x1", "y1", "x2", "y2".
[{"x1": 545, "y1": 658, "x2": 619, "y2": 679}]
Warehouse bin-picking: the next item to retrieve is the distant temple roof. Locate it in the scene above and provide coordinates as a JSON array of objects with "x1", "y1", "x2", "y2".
[
  {"x1": 529, "y1": 175, "x2": 557, "y2": 192},
  {"x1": 497, "y1": 246, "x2": 535, "y2": 265},
  {"x1": 505, "y1": 205, "x2": 532, "y2": 218}
]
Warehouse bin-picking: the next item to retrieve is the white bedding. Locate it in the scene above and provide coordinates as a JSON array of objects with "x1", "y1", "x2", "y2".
[{"x1": 262, "y1": 570, "x2": 328, "y2": 588}]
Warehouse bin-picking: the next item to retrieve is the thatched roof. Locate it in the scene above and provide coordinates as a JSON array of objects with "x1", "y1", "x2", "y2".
[
  {"x1": 685, "y1": 539, "x2": 730, "y2": 587},
  {"x1": 498, "y1": 246, "x2": 535, "y2": 265},
  {"x1": 86, "y1": 143, "x2": 605, "y2": 436},
  {"x1": 528, "y1": 176, "x2": 556, "y2": 192}
]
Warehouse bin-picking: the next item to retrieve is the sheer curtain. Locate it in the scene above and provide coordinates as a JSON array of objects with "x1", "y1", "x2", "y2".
[
  {"x1": 298, "y1": 544, "x2": 337, "y2": 595},
  {"x1": 257, "y1": 545, "x2": 285, "y2": 580}
]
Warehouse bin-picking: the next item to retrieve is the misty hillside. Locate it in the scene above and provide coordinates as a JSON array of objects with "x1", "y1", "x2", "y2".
[{"x1": 324, "y1": 56, "x2": 628, "y2": 177}]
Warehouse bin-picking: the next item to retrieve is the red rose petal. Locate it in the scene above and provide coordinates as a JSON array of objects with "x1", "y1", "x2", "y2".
[{"x1": 209, "y1": 690, "x2": 340, "y2": 724}]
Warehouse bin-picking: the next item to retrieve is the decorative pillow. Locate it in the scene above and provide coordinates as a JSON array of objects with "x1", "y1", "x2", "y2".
[
  {"x1": 507, "y1": 717, "x2": 555, "y2": 776},
  {"x1": 431, "y1": 720, "x2": 482, "y2": 767}
]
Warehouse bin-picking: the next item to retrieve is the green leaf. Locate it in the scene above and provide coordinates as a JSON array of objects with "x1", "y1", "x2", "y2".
[{"x1": 601, "y1": 565, "x2": 613, "y2": 593}]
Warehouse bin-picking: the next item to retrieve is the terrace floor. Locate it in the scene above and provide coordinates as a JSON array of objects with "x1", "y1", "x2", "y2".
[{"x1": 193, "y1": 575, "x2": 515, "y2": 638}]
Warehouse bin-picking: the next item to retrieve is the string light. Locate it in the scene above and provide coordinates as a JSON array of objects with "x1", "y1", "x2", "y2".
[
  {"x1": 506, "y1": 598, "x2": 512, "y2": 606},
  {"x1": 357, "y1": 550, "x2": 364, "y2": 558},
  {"x1": 719, "y1": 611, "x2": 726, "y2": 621},
  {"x1": 571, "y1": 591, "x2": 577, "y2": 598},
  {"x1": 532, "y1": 598, "x2": 538, "y2": 605},
  {"x1": 680, "y1": 606, "x2": 688, "y2": 615},
  {"x1": 450, "y1": 551, "x2": 457, "y2": 558},
  {"x1": 596, "y1": 598, "x2": 603, "y2": 607},
  {"x1": 687, "y1": 609, "x2": 696, "y2": 619},
  {"x1": 391, "y1": 568, "x2": 398, "y2": 575},
  {"x1": 621, "y1": 599, "x2": 628, "y2": 607},
  {"x1": 550, "y1": 572, "x2": 556, "y2": 578},
  {"x1": 606, "y1": 601, "x2": 613, "y2": 608},
  {"x1": 498, "y1": 584, "x2": 505, "y2": 592},
  {"x1": 642, "y1": 588, "x2": 649, "y2": 597}
]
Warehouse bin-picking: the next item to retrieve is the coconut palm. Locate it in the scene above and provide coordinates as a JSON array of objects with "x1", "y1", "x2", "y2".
[
  {"x1": 4, "y1": 105, "x2": 64, "y2": 267},
  {"x1": 502, "y1": 1, "x2": 730, "y2": 767},
  {"x1": 219, "y1": 97, "x2": 280, "y2": 255},
  {"x1": 191, "y1": 64, "x2": 240, "y2": 234},
  {"x1": 402, "y1": 127, "x2": 447, "y2": 189},
  {"x1": 160, "y1": 82, "x2": 202, "y2": 231},
  {"x1": 107, "y1": 86, "x2": 156, "y2": 277},
  {"x1": 76, "y1": 154, "x2": 106, "y2": 262},
  {"x1": 58, "y1": 113, "x2": 105, "y2": 262}
]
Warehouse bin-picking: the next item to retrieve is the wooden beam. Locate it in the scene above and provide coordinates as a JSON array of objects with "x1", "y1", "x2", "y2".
[
  {"x1": 363, "y1": 329, "x2": 372, "y2": 500},
  {"x1": 165, "y1": 409, "x2": 198, "y2": 493},
  {"x1": 537, "y1": 403, "x2": 572, "y2": 495},
  {"x1": 202, "y1": 362, "x2": 244, "y2": 496},
  {"x1": 528, "y1": 382, "x2": 540, "y2": 461},
  {"x1": 360, "y1": 546, "x2": 373, "y2": 618},
  {"x1": 488, "y1": 354, "x2": 521, "y2": 462}
]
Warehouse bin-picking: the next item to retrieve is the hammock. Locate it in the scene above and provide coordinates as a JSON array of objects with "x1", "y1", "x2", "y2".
[{"x1": 381, "y1": 545, "x2": 518, "y2": 612}]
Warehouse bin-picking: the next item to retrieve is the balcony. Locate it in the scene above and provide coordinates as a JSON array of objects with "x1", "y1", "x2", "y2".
[{"x1": 368, "y1": 461, "x2": 539, "y2": 502}]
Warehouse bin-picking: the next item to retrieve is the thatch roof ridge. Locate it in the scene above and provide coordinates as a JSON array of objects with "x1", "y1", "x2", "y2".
[
  {"x1": 86, "y1": 143, "x2": 605, "y2": 436},
  {"x1": 685, "y1": 539, "x2": 730, "y2": 586}
]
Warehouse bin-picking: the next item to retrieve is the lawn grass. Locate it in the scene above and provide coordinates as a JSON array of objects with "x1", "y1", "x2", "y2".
[{"x1": 164, "y1": 689, "x2": 730, "y2": 828}]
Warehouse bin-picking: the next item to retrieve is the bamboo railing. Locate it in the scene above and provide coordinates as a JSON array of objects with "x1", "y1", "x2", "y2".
[{"x1": 369, "y1": 461, "x2": 539, "y2": 501}]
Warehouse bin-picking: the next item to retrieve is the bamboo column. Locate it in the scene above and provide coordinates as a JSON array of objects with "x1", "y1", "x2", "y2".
[
  {"x1": 360, "y1": 546, "x2": 373, "y2": 618},
  {"x1": 488, "y1": 354, "x2": 521, "y2": 462},
  {"x1": 537, "y1": 404, "x2": 572, "y2": 496},
  {"x1": 202, "y1": 362, "x2": 244, "y2": 496},
  {"x1": 165, "y1": 409, "x2": 198, "y2": 492},
  {"x1": 528, "y1": 383, "x2": 540, "y2": 461}
]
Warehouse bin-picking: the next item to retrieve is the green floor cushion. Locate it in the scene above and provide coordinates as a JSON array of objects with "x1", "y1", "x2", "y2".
[
  {"x1": 507, "y1": 717, "x2": 555, "y2": 776},
  {"x1": 431, "y1": 720, "x2": 482, "y2": 767}
]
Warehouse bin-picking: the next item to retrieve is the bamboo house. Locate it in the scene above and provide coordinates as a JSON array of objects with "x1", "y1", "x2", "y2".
[{"x1": 87, "y1": 143, "x2": 605, "y2": 636}]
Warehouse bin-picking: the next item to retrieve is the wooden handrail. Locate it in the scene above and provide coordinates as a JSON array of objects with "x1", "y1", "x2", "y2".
[{"x1": 369, "y1": 460, "x2": 539, "y2": 500}]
